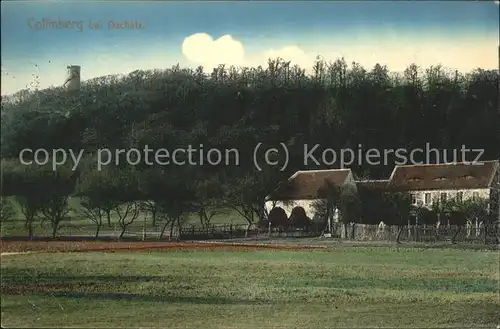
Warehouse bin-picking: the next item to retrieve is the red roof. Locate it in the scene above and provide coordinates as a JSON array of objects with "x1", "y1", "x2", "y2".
[
  {"x1": 356, "y1": 180, "x2": 389, "y2": 190},
  {"x1": 387, "y1": 161, "x2": 499, "y2": 191},
  {"x1": 266, "y1": 169, "x2": 352, "y2": 200}
]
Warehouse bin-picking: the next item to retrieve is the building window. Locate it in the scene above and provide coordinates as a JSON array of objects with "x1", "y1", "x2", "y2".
[
  {"x1": 410, "y1": 194, "x2": 417, "y2": 205},
  {"x1": 456, "y1": 192, "x2": 463, "y2": 202},
  {"x1": 440, "y1": 192, "x2": 447, "y2": 202},
  {"x1": 424, "y1": 193, "x2": 431, "y2": 204},
  {"x1": 472, "y1": 192, "x2": 479, "y2": 200}
]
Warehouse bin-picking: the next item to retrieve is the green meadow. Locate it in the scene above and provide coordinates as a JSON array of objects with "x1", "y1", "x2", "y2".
[{"x1": 1, "y1": 247, "x2": 498, "y2": 328}]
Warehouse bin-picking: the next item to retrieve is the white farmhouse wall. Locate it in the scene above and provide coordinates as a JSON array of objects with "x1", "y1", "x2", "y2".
[
  {"x1": 265, "y1": 199, "x2": 341, "y2": 222},
  {"x1": 410, "y1": 188, "x2": 490, "y2": 208}
]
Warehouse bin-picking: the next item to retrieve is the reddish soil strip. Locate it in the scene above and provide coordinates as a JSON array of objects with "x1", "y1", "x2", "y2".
[{"x1": 0, "y1": 240, "x2": 327, "y2": 253}]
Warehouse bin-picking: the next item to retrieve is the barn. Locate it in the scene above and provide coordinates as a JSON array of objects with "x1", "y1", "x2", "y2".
[{"x1": 264, "y1": 169, "x2": 356, "y2": 220}]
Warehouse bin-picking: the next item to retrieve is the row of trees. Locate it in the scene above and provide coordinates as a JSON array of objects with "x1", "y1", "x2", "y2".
[
  {"x1": 1, "y1": 58, "x2": 498, "y2": 239},
  {"x1": 0, "y1": 161, "x2": 284, "y2": 239},
  {"x1": 0, "y1": 160, "x2": 495, "y2": 242}
]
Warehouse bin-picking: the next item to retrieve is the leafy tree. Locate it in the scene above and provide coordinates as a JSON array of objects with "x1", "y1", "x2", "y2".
[
  {"x1": 316, "y1": 183, "x2": 361, "y2": 238},
  {"x1": 75, "y1": 164, "x2": 120, "y2": 228},
  {"x1": 460, "y1": 198, "x2": 490, "y2": 243},
  {"x1": 430, "y1": 197, "x2": 451, "y2": 226},
  {"x1": 80, "y1": 196, "x2": 106, "y2": 238},
  {"x1": 39, "y1": 196, "x2": 72, "y2": 239},
  {"x1": 114, "y1": 201, "x2": 141, "y2": 239},
  {"x1": 37, "y1": 165, "x2": 76, "y2": 238},
  {"x1": 1, "y1": 160, "x2": 75, "y2": 238},
  {"x1": 109, "y1": 169, "x2": 142, "y2": 239},
  {"x1": 0, "y1": 197, "x2": 15, "y2": 222},
  {"x1": 137, "y1": 167, "x2": 168, "y2": 228},
  {"x1": 316, "y1": 182, "x2": 343, "y2": 233},
  {"x1": 289, "y1": 206, "x2": 312, "y2": 231},
  {"x1": 338, "y1": 185, "x2": 362, "y2": 239},
  {"x1": 431, "y1": 197, "x2": 489, "y2": 243},
  {"x1": 15, "y1": 195, "x2": 41, "y2": 239},
  {"x1": 75, "y1": 164, "x2": 142, "y2": 239},
  {"x1": 383, "y1": 192, "x2": 412, "y2": 243},
  {"x1": 223, "y1": 169, "x2": 285, "y2": 235},
  {"x1": 156, "y1": 179, "x2": 196, "y2": 240},
  {"x1": 193, "y1": 175, "x2": 225, "y2": 230},
  {"x1": 267, "y1": 207, "x2": 288, "y2": 230}
]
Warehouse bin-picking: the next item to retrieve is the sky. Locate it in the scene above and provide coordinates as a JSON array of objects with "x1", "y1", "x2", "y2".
[{"x1": 1, "y1": 1, "x2": 499, "y2": 95}]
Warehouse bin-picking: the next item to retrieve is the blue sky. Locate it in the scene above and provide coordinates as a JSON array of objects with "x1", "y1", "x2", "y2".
[{"x1": 1, "y1": 1, "x2": 499, "y2": 95}]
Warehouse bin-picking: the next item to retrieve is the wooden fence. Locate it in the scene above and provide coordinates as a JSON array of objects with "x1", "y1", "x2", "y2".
[
  {"x1": 333, "y1": 223, "x2": 499, "y2": 244},
  {"x1": 40, "y1": 221, "x2": 497, "y2": 244},
  {"x1": 124, "y1": 222, "x2": 497, "y2": 243},
  {"x1": 178, "y1": 224, "x2": 254, "y2": 240},
  {"x1": 177, "y1": 224, "x2": 324, "y2": 240}
]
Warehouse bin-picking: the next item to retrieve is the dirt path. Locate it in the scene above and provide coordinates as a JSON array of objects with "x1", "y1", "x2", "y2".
[{"x1": 0, "y1": 240, "x2": 328, "y2": 253}]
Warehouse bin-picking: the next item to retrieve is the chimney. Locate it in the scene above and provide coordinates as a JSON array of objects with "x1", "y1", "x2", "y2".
[{"x1": 64, "y1": 65, "x2": 81, "y2": 91}]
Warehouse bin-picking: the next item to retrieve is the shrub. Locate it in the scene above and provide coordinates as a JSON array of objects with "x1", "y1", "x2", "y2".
[
  {"x1": 268, "y1": 207, "x2": 288, "y2": 229},
  {"x1": 289, "y1": 206, "x2": 311, "y2": 230}
]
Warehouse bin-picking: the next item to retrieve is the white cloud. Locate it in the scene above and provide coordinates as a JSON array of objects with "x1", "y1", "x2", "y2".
[
  {"x1": 181, "y1": 33, "x2": 245, "y2": 71},
  {"x1": 262, "y1": 45, "x2": 318, "y2": 68},
  {"x1": 181, "y1": 33, "x2": 330, "y2": 74},
  {"x1": 179, "y1": 32, "x2": 497, "y2": 76}
]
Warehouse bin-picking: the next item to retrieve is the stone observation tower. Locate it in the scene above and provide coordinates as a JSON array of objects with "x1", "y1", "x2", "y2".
[{"x1": 63, "y1": 65, "x2": 81, "y2": 91}]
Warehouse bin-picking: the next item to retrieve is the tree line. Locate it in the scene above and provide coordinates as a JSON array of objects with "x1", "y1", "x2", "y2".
[{"x1": 1, "y1": 58, "x2": 498, "y2": 239}]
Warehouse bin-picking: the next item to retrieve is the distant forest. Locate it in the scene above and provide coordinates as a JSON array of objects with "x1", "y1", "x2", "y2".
[
  {"x1": 1, "y1": 58, "x2": 499, "y2": 232},
  {"x1": 2, "y1": 58, "x2": 498, "y2": 172}
]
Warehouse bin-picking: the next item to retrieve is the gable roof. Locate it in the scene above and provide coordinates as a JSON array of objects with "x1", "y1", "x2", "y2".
[
  {"x1": 266, "y1": 169, "x2": 352, "y2": 200},
  {"x1": 387, "y1": 160, "x2": 499, "y2": 191},
  {"x1": 356, "y1": 180, "x2": 390, "y2": 191}
]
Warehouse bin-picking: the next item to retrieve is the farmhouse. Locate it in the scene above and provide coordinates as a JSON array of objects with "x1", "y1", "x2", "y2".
[
  {"x1": 264, "y1": 169, "x2": 356, "y2": 219},
  {"x1": 386, "y1": 161, "x2": 500, "y2": 215},
  {"x1": 265, "y1": 160, "x2": 499, "y2": 224}
]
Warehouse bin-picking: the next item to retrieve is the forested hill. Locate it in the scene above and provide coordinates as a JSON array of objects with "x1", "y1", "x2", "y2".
[{"x1": 1, "y1": 58, "x2": 499, "y2": 181}]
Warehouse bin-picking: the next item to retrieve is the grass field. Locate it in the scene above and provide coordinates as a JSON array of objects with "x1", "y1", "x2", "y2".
[{"x1": 1, "y1": 246, "x2": 499, "y2": 328}]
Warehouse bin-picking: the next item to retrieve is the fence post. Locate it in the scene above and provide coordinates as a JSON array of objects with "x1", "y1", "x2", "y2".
[
  {"x1": 142, "y1": 215, "x2": 146, "y2": 241},
  {"x1": 230, "y1": 223, "x2": 233, "y2": 239},
  {"x1": 407, "y1": 219, "x2": 411, "y2": 241},
  {"x1": 414, "y1": 215, "x2": 419, "y2": 242},
  {"x1": 483, "y1": 221, "x2": 487, "y2": 245}
]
